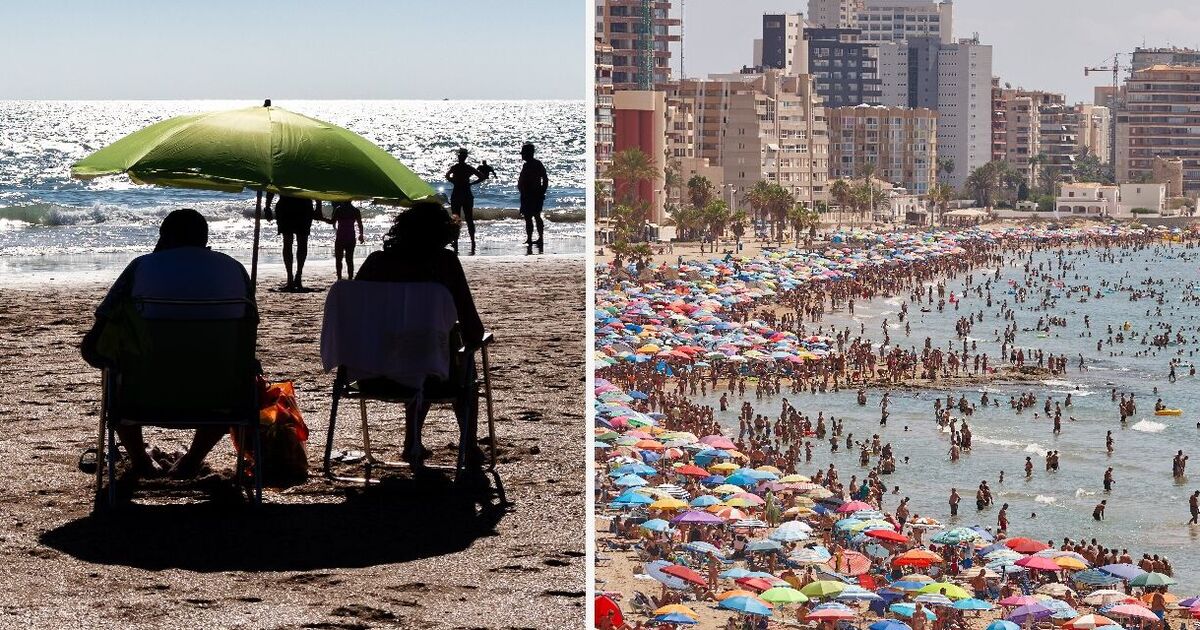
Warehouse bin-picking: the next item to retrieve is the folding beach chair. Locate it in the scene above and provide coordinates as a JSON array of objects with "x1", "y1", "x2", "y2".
[
  {"x1": 93, "y1": 296, "x2": 261, "y2": 510},
  {"x1": 319, "y1": 280, "x2": 496, "y2": 482}
]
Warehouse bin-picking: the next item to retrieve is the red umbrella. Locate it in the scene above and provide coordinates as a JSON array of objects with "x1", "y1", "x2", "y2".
[
  {"x1": 662, "y1": 564, "x2": 709, "y2": 587},
  {"x1": 836, "y1": 500, "x2": 874, "y2": 513},
  {"x1": 595, "y1": 595, "x2": 624, "y2": 627},
  {"x1": 701, "y1": 435, "x2": 737, "y2": 449},
  {"x1": 675, "y1": 464, "x2": 712, "y2": 478},
  {"x1": 1004, "y1": 537, "x2": 1050, "y2": 553},
  {"x1": 866, "y1": 529, "x2": 909, "y2": 544},
  {"x1": 735, "y1": 577, "x2": 774, "y2": 592},
  {"x1": 826, "y1": 550, "x2": 873, "y2": 576},
  {"x1": 1015, "y1": 556, "x2": 1062, "y2": 572}
]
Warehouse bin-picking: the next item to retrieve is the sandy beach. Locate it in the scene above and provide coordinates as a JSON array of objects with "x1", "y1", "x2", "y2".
[{"x1": 0, "y1": 255, "x2": 586, "y2": 629}]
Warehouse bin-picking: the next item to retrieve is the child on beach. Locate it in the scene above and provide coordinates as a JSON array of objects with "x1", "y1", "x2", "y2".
[{"x1": 326, "y1": 201, "x2": 365, "y2": 280}]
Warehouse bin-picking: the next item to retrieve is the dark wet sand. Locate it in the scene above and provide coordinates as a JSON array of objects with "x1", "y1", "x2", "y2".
[{"x1": 0, "y1": 256, "x2": 586, "y2": 629}]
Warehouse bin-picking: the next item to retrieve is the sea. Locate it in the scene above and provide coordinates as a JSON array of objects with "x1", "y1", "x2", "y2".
[
  {"x1": 687, "y1": 244, "x2": 1200, "y2": 591},
  {"x1": 0, "y1": 100, "x2": 586, "y2": 283}
]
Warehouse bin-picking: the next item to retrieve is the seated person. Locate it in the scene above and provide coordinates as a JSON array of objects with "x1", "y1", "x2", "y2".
[
  {"x1": 82, "y1": 209, "x2": 255, "y2": 479},
  {"x1": 355, "y1": 201, "x2": 486, "y2": 467}
]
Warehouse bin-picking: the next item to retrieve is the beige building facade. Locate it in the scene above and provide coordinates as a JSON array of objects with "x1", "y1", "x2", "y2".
[{"x1": 827, "y1": 104, "x2": 937, "y2": 194}]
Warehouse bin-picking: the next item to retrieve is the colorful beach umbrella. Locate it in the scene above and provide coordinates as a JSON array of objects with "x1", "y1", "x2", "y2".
[
  {"x1": 719, "y1": 596, "x2": 773, "y2": 616},
  {"x1": 1062, "y1": 614, "x2": 1118, "y2": 630},
  {"x1": 760, "y1": 587, "x2": 809, "y2": 604}
]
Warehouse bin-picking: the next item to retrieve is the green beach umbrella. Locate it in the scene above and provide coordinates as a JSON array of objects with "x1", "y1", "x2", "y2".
[
  {"x1": 917, "y1": 582, "x2": 972, "y2": 600},
  {"x1": 71, "y1": 102, "x2": 436, "y2": 285},
  {"x1": 801, "y1": 580, "x2": 847, "y2": 598},
  {"x1": 760, "y1": 587, "x2": 809, "y2": 604},
  {"x1": 1129, "y1": 572, "x2": 1176, "y2": 588}
]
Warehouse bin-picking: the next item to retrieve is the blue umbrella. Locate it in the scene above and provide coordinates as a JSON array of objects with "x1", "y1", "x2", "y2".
[
  {"x1": 746, "y1": 539, "x2": 783, "y2": 553},
  {"x1": 700, "y1": 475, "x2": 726, "y2": 486},
  {"x1": 719, "y1": 595, "x2": 773, "y2": 616},
  {"x1": 650, "y1": 613, "x2": 697, "y2": 625},
  {"x1": 953, "y1": 599, "x2": 994, "y2": 611},
  {"x1": 719, "y1": 567, "x2": 751, "y2": 579},
  {"x1": 641, "y1": 519, "x2": 673, "y2": 533},
  {"x1": 612, "y1": 463, "x2": 656, "y2": 476},
  {"x1": 690, "y1": 495, "x2": 722, "y2": 507},
  {"x1": 870, "y1": 621, "x2": 912, "y2": 630},
  {"x1": 986, "y1": 621, "x2": 1020, "y2": 630},
  {"x1": 629, "y1": 390, "x2": 649, "y2": 400},
  {"x1": 1098, "y1": 563, "x2": 1145, "y2": 581},
  {"x1": 889, "y1": 603, "x2": 937, "y2": 620},
  {"x1": 614, "y1": 474, "x2": 649, "y2": 487}
]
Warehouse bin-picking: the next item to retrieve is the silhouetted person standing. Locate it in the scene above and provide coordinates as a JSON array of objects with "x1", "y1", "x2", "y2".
[
  {"x1": 445, "y1": 148, "x2": 484, "y2": 254},
  {"x1": 265, "y1": 193, "x2": 321, "y2": 291},
  {"x1": 477, "y1": 160, "x2": 496, "y2": 181},
  {"x1": 517, "y1": 142, "x2": 548, "y2": 248}
]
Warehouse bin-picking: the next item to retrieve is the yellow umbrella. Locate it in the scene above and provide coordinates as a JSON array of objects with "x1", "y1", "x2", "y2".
[
  {"x1": 654, "y1": 604, "x2": 699, "y2": 618},
  {"x1": 1054, "y1": 556, "x2": 1088, "y2": 570},
  {"x1": 710, "y1": 462, "x2": 741, "y2": 473},
  {"x1": 650, "y1": 497, "x2": 688, "y2": 510},
  {"x1": 756, "y1": 465, "x2": 783, "y2": 475},
  {"x1": 711, "y1": 484, "x2": 743, "y2": 495},
  {"x1": 725, "y1": 497, "x2": 760, "y2": 508},
  {"x1": 780, "y1": 474, "x2": 812, "y2": 483}
]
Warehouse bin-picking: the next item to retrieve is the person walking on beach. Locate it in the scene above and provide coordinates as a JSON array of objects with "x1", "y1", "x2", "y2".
[
  {"x1": 1103, "y1": 467, "x2": 1114, "y2": 492},
  {"x1": 324, "y1": 201, "x2": 364, "y2": 280},
  {"x1": 949, "y1": 488, "x2": 960, "y2": 517},
  {"x1": 517, "y1": 142, "x2": 548, "y2": 248},
  {"x1": 997, "y1": 503, "x2": 1009, "y2": 533},
  {"x1": 1190, "y1": 491, "x2": 1199, "y2": 525},
  {"x1": 445, "y1": 148, "x2": 485, "y2": 254},
  {"x1": 265, "y1": 193, "x2": 321, "y2": 291}
]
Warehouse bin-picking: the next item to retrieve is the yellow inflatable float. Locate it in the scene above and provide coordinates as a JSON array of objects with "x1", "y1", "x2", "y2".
[{"x1": 1155, "y1": 408, "x2": 1183, "y2": 416}]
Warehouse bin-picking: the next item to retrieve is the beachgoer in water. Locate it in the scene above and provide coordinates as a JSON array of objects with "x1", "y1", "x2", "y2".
[
  {"x1": 517, "y1": 143, "x2": 548, "y2": 248},
  {"x1": 445, "y1": 148, "x2": 485, "y2": 254},
  {"x1": 324, "y1": 201, "x2": 364, "y2": 280},
  {"x1": 265, "y1": 193, "x2": 321, "y2": 291}
]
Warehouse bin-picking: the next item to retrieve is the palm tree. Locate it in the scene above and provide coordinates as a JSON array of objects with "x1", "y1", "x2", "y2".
[
  {"x1": 687, "y1": 175, "x2": 716, "y2": 213},
  {"x1": 702, "y1": 199, "x2": 731, "y2": 249},
  {"x1": 605, "y1": 148, "x2": 658, "y2": 207},
  {"x1": 937, "y1": 157, "x2": 955, "y2": 184},
  {"x1": 787, "y1": 203, "x2": 820, "y2": 246},
  {"x1": 925, "y1": 183, "x2": 954, "y2": 226},
  {"x1": 730, "y1": 209, "x2": 749, "y2": 249},
  {"x1": 829, "y1": 179, "x2": 853, "y2": 226}
]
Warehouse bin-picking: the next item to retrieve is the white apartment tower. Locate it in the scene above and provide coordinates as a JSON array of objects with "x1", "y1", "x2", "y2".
[
  {"x1": 808, "y1": 0, "x2": 863, "y2": 29},
  {"x1": 810, "y1": 0, "x2": 952, "y2": 44}
]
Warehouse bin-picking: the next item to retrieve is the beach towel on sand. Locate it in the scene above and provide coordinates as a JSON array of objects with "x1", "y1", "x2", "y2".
[{"x1": 319, "y1": 280, "x2": 458, "y2": 388}]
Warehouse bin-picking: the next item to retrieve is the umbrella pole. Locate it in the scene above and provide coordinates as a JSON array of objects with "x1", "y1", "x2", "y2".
[{"x1": 251, "y1": 191, "x2": 262, "y2": 292}]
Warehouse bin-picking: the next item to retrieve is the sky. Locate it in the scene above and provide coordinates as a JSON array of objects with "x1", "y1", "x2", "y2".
[
  {"x1": 673, "y1": 0, "x2": 1200, "y2": 103},
  {"x1": 0, "y1": 0, "x2": 585, "y2": 99}
]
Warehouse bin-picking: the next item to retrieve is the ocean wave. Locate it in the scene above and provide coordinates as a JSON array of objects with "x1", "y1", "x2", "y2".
[
  {"x1": 975, "y1": 437, "x2": 1024, "y2": 449},
  {"x1": 0, "y1": 202, "x2": 585, "y2": 227},
  {"x1": 1034, "y1": 495, "x2": 1056, "y2": 504},
  {"x1": 1074, "y1": 488, "x2": 1096, "y2": 498},
  {"x1": 1024, "y1": 443, "x2": 1048, "y2": 457},
  {"x1": 1131, "y1": 419, "x2": 1166, "y2": 433}
]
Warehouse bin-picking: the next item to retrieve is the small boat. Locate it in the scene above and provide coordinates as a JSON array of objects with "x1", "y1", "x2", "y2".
[{"x1": 1155, "y1": 408, "x2": 1182, "y2": 416}]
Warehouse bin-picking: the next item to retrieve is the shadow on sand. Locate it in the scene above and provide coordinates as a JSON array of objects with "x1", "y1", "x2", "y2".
[{"x1": 39, "y1": 470, "x2": 509, "y2": 572}]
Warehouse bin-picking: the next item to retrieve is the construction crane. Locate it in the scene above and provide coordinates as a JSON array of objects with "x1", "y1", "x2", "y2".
[{"x1": 1084, "y1": 53, "x2": 1125, "y2": 165}]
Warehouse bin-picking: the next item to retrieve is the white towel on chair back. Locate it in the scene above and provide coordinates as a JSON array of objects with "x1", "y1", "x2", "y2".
[{"x1": 320, "y1": 280, "x2": 458, "y2": 388}]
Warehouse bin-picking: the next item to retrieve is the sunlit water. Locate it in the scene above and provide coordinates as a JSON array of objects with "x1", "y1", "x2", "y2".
[
  {"x1": 0, "y1": 100, "x2": 585, "y2": 280},
  {"x1": 687, "y1": 244, "x2": 1200, "y2": 590}
]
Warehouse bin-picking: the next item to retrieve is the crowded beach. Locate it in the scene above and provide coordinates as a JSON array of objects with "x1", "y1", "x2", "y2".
[{"x1": 593, "y1": 223, "x2": 1200, "y2": 630}]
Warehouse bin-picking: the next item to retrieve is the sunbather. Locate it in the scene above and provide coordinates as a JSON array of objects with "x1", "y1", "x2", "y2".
[
  {"x1": 356, "y1": 201, "x2": 487, "y2": 467},
  {"x1": 81, "y1": 209, "x2": 255, "y2": 478}
]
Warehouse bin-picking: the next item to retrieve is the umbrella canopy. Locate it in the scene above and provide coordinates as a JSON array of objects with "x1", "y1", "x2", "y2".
[
  {"x1": 661, "y1": 564, "x2": 708, "y2": 587},
  {"x1": 71, "y1": 104, "x2": 436, "y2": 284},
  {"x1": 917, "y1": 583, "x2": 972, "y2": 600},
  {"x1": 72, "y1": 105, "x2": 434, "y2": 203},
  {"x1": 760, "y1": 587, "x2": 809, "y2": 604},
  {"x1": 1097, "y1": 564, "x2": 1145, "y2": 582},
  {"x1": 650, "y1": 612, "x2": 697, "y2": 625},
  {"x1": 889, "y1": 603, "x2": 937, "y2": 620},
  {"x1": 1081, "y1": 590, "x2": 1128, "y2": 606},
  {"x1": 802, "y1": 581, "x2": 848, "y2": 598},
  {"x1": 808, "y1": 608, "x2": 857, "y2": 620},
  {"x1": 866, "y1": 528, "x2": 909, "y2": 544},
  {"x1": 953, "y1": 599, "x2": 994, "y2": 611},
  {"x1": 986, "y1": 621, "x2": 1020, "y2": 630},
  {"x1": 894, "y1": 549, "x2": 943, "y2": 567},
  {"x1": 719, "y1": 595, "x2": 773, "y2": 616},
  {"x1": 870, "y1": 621, "x2": 912, "y2": 630},
  {"x1": 1062, "y1": 614, "x2": 1117, "y2": 630},
  {"x1": 596, "y1": 595, "x2": 623, "y2": 627},
  {"x1": 1004, "y1": 537, "x2": 1050, "y2": 553},
  {"x1": 1105, "y1": 604, "x2": 1158, "y2": 622},
  {"x1": 1007, "y1": 604, "x2": 1053, "y2": 623},
  {"x1": 1016, "y1": 556, "x2": 1064, "y2": 572},
  {"x1": 1129, "y1": 572, "x2": 1176, "y2": 588}
]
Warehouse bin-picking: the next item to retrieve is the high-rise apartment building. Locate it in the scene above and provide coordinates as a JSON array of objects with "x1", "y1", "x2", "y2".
[
  {"x1": 804, "y1": 28, "x2": 882, "y2": 106},
  {"x1": 1131, "y1": 47, "x2": 1200, "y2": 72},
  {"x1": 595, "y1": 40, "x2": 615, "y2": 198},
  {"x1": 807, "y1": 0, "x2": 863, "y2": 29},
  {"x1": 595, "y1": 0, "x2": 681, "y2": 91},
  {"x1": 761, "y1": 14, "x2": 809, "y2": 76},
  {"x1": 1116, "y1": 65, "x2": 1200, "y2": 194},
  {"x1": 856, "y1": 0, "x2": 953, "y2": 44},
  {"x1": 675, "y1": 70, "x2": 831, "y2": 206},
  {"x1": 991, "y1": 84, "x2": 1110, "y2": 186},
  {"x1": 878, "y1": 36, "x2": 990, "y2": 189},
  {"x1": 828, "y1": 105, "x2": 938, "y2": 193}
]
